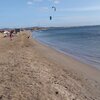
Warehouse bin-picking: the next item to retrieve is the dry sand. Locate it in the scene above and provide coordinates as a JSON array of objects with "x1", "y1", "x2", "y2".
[{"x1": 0, "y1": 31, "x2": 100, "y2": 100}]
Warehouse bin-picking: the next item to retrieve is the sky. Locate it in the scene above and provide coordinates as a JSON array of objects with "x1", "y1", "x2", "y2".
[{"x1": 0, "y1": 0, "x2": 100, "y2": 28}]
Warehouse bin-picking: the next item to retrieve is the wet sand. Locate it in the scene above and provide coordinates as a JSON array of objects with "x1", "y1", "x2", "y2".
[{"x1": 0, "y1": 31, "x2": 100, "y2": 100}]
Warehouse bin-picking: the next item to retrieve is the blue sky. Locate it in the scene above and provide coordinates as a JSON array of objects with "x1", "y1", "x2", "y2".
[{"x1": 0, "y1": 0, "x2": 100, "y2": 28}]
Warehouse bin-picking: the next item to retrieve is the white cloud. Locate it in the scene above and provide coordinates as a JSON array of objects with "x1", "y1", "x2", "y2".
[
  {"x1": 42, "y1": 7, "x2": 49, "y2": 10},
  {"x1": 33, "y1": 0, "x2": 43, "y2": 2},
  {"x1": 27, "y1": 0, "x2": 61, "y2": 5},
  {"x1": 27, "y1": 1, "x2": 33, "y2": 5},
  {"x1": 59, "y1": 6, "x2": 100, "y2": 12},
  {"x1": 54, "y1": 0, "x2": 60, "y2": 4},
  {"x1": 27, "y1": 0, "x2": 43, "y2": 5},
  {"x1": 49, "y1": 0, "x2": 61, "y2": 4},
  {"x1": 38, "y1": 7, "x2": 49, "y2": 12},
  {"x1": 32, "y1": 0, "x2": 43, "y2": 3}
]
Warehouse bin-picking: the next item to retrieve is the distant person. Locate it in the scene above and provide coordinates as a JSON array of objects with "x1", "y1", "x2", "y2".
[
  {"x1": 10, "y1": 30, "x2": 14, "y2": 40},
  {"x1": 3, "y1": 30, "x2": 9, "y2": 37}
]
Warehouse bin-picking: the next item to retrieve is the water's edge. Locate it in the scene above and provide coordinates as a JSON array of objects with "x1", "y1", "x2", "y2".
[
  {"x1": 32, "y1": 26, "x2": 100, "y2": 71},
  {"x1": 32, "y1": 35, "x2": 100, "y2": 71}
]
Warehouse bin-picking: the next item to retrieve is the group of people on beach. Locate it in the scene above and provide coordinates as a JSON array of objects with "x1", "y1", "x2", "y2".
[{"x1": 3, "y1": 30, "x2": 14, "y2": 40}]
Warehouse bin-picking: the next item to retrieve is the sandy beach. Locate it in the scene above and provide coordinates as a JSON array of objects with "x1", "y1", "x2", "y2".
[{"x1": 0, "y1": 31, "x2": 100, "y2": 100}]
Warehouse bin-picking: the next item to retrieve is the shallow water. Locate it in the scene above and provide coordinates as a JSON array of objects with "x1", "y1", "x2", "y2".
[{"x1": 32, "y1": 26, "x2": 100, "y2": 70}]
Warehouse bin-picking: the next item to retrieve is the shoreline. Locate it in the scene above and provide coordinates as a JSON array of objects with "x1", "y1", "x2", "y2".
[
  {"x1": 33, "y1": 37, "x2": 100, "y2": 71},
  {"x1": 33, "y1": 38, "x2": 100, "y2": 82}
]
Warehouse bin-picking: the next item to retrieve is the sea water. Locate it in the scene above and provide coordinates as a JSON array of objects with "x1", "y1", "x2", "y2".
[{"x1": 32, "y1": 26, "x2": 100, "y2": 70}]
